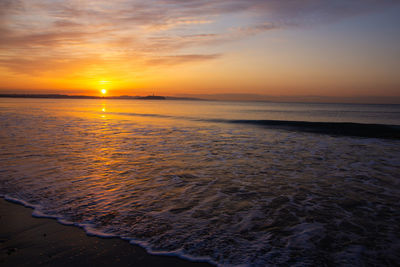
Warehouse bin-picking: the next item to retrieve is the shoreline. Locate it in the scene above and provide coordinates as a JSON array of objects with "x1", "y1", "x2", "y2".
[{"x1": 0, "y1": 198, "x2": 214, "y2": 267}]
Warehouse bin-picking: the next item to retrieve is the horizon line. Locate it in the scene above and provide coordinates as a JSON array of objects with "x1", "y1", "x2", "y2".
[{"x1": 1, "y1": 93, "x2": 400, "y2": 105}]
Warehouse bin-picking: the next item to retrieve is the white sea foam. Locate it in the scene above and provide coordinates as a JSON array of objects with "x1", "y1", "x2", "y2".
[{"x1": 1, "y1": 99, "x2": 400, "y2": 266}]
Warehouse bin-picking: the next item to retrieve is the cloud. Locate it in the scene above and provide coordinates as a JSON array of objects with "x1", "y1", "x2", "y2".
[
  {"x1": 0, "y1": 0, "x2": 398, "y2": 76},
  {"x1": 146, "y1": 54, "x2": 221, "y2": 66},
  {"x1": 248, "y1": 0, "x2": 400, "y2": 24},
  {"x1": 140, "y1": 23, "x2": 279, "y2": 53},
  {"x1": 0, "y1": 30, "x2": 104, "y2": 48},
  {"x1": 53, "y1": 20, "x2": 83, "y2": 28}
]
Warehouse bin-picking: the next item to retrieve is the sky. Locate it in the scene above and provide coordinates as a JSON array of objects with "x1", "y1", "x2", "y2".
[{"x1": 0, "y1": 0, "x2": 400, "y2": 100}]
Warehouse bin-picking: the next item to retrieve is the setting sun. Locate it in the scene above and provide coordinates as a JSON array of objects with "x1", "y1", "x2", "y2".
[{"x1": 0, "y1": 1, "x2": 400, "y2": 266}]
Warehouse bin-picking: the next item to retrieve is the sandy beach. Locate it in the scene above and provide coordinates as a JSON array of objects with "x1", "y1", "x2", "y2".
[{"x1": 0, "y1": 198, "x2": 214, "y2": 267}]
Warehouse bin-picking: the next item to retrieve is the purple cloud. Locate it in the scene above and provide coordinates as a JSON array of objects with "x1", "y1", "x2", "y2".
[{"x1": 0, "y1": 0, "x2": 398, "y2": 75}]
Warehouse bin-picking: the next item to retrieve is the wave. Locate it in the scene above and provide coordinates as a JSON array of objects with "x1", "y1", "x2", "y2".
[
  {"x1": 2, "y1": 107, "x2": 400, "y2": 266},
  {"x1": 224, "y1": 119, "x2": 400, "y2": 139},
  {"x1": 113, "y1": 111, "x2": 400, "y2": 139},
  {"x1": 0, "y1": 194, "x2": 216, "y2": 265}
]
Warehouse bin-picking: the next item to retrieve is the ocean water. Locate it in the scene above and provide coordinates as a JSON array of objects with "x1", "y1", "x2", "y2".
[{"x1": 0, "y1": 98, "x2": 399, "y2": 266}]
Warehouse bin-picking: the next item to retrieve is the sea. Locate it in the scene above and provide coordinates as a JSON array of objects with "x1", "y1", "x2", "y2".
[{"x1": 0, "y1": 98, "x2": 399, "y2": 266}]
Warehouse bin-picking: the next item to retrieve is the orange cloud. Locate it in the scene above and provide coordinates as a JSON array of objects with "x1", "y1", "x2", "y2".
[{"x1": 0, "y1": 0, "x2": 399, "y2": 97}]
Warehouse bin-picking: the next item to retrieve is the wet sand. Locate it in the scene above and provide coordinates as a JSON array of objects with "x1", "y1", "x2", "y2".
[{"x1": 0, "y1": 198, "x2": 214, "y2": 267}]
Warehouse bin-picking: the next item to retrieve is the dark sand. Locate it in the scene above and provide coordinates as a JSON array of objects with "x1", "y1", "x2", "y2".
[{"x1": 0, "y1": 198, "x2": 214, "y2": 267}]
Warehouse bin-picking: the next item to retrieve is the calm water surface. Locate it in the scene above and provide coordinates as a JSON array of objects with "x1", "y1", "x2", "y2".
[{"x1": 0, "y1": 99, "x2": 399, "y2": 266}]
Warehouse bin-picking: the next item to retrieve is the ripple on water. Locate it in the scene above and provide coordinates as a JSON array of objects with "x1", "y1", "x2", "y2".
[{"x1": 0, "y1": 109, "x2": 400, "y2": 266}]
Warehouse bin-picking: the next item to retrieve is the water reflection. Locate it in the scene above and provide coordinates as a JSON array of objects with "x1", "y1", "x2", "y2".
[
  {"x1": 1, "y1": 99, "x2": 399, "y2": 266},
  {"x1": 101, "y1": 102, "x2": 106, "y2": 117}
]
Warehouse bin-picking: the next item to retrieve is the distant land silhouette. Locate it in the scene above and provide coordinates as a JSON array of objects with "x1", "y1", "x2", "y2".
[
  {"x1": 0, "y1": 94, "x2": 203, "y2": 101},
  {"x1": 1, "y1": 93, "x2": 400, "y2": 104}
]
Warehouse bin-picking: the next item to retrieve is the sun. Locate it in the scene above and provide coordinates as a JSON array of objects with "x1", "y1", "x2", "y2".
[{"x1": 101, "y1": 89, "x2": 107, "y2": 95}]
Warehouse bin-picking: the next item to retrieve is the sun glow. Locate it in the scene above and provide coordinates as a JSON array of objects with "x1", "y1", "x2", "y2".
[{"x1": 101, "y1": 89, "x2": 107, "y2": 95}]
